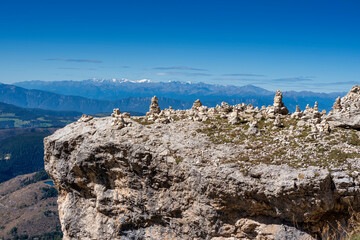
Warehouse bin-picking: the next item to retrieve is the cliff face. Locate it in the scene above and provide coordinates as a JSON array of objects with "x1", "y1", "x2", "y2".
[{"x1": 44, "y1": 88, "x2": 360, "y2": 240}]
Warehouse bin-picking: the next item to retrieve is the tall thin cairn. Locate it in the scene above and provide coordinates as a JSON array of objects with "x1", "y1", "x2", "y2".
[{"x1": 273, "y1": 90, "x2": 289, "y2": 115}]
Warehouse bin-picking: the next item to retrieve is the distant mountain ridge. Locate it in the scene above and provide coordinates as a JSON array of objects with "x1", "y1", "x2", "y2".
[
  {"x1": 0, "y1": 83, "x2": 189, "y2": 114},
  {"x1": 0, "y1": 81, "x2": 346, "y2": 113},
  {"x1": 14, "y1": 79, "x2": 275, "y2": 101}
]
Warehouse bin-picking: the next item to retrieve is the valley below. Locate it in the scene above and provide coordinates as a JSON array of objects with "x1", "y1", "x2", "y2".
[{"x1": 0, "y1": 171, "x2": 61, "y2": 240}]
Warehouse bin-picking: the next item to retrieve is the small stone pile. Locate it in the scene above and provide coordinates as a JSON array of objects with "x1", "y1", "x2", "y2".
[
  {"x1": 78, "y1": 114, "x2": 94, "y2": 122},
  {"x1": 192, "y1": 99, "x2": 202, "y2": 109},
  {"x1": 333, "y1": 97, "x2": 342, "y2": 112},
  {"x1": 289, "y1": 102, "x2": 331, "y2": 134},
  {"x1": 148, "y1": 96, "x2": 161, "y2": 114},
  {"x1": 110, "y1": 108, "x2": 129, "y2": 129},
  {"x1": 146, "y1": 96, "x2": 161, "y2": 122}
]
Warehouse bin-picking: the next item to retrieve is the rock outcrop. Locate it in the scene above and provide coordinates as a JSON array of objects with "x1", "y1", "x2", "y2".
[
  {"x1": 44, "y1": 87, "x2": 360, "y2": 240},
  {"x1": 327, "y1": 85, "x2": 360, "y2": 129}
]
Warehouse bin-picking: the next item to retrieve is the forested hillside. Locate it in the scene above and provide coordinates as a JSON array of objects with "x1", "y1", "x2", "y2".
[
  {"x1": 0, "y1": 131, "x2": 51, "y2": 183},
  {"x1": 0, "y1": 101, "x2": 80, "y2": 128}
]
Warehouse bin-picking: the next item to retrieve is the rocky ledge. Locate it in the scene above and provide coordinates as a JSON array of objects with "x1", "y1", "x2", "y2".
[{"x1": 45, "y1": 86, "x2": 360, "y2": 240}]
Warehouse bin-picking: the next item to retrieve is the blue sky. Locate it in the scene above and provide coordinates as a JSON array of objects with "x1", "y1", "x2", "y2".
[{"x1": 0, "y1": 0, "x2": 359, "y2": 92}]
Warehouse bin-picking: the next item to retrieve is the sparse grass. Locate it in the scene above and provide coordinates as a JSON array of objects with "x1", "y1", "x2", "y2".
[
  {"x1": 185, "y1": 114, "x2": 360, "y2": 170},
  {"x1": 133, "y1": 118, "x2": 154, "y2": 125},
  {"x1": 328, "y1": 149, "x2": 359, "y2": 165},
  {"x1": 297, "y1": 127, "x2": 311, "y2": 138},
  {"x1": 329, "y1": 140, "x2": 339, "y2": 146},
  {"x1": 342, "y1": 131, "x2": 360, "y2": 146},
  {"x1": 283, "y1": 118, "x2": 298, "y2": 128},
  {"x1": 257, "y1": 119, "x2": 271, "y2": 129},
  {"x1": 175, "y1": 156, "x2": 184, "y2": 164}
]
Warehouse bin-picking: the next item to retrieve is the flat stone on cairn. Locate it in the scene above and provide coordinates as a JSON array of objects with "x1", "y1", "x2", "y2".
[{"x1": 192, "y1": 99, "x2": 202, "y2": 109}]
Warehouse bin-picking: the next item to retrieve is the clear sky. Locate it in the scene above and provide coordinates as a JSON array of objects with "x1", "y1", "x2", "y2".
[{"x1": 0, "y1": 0, "x2": 359, "y2": 92}]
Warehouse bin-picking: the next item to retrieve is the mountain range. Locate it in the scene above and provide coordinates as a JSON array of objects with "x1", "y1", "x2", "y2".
[
  {"x1": 0, "y1": 80, "x2": 346, "y2": 114},
  {"x1": 0, "y1": 82, "x2": 164, "y2": 114},
  {"x1": 14, "y1": 79, "x2": 275, "y2": 101}
]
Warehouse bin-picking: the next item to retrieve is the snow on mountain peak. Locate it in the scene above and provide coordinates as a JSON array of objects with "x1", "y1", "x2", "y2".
[
  {"x1": 90, "y1": 78, "x2": 151, "y2": 84},
  {"x1": 137, "y1": 79, "x2": 151, "y2": 83}
]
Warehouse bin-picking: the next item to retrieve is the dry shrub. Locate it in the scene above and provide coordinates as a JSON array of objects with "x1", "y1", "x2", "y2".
[{"x1": 321, "y1": 210, "x2": 360, "y2": 240}]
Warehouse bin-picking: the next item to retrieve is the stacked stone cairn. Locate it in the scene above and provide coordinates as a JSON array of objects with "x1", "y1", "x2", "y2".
[
  {"x1": 110, "y1": 108, "x2": 127, "y2": 129},
  {"x1": 138, "y1": 90, "x2": 335, "y2": 135},
  {"x1": 116, "y1": 85, "x2": 360, "y2": 135}
]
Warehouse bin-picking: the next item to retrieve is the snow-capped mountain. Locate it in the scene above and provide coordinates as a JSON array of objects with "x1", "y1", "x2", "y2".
[
  {"x1": 12, "y1": 79, "x2": 345, "y2": 112},
  {"x1": 90, "y1": 78, "x2": 152, "y2": 84}
]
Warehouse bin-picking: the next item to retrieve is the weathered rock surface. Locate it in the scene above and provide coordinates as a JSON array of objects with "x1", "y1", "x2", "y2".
[
  {"x1": 45, "y1": 123, "x2": 359, "y2": 239},
  {"x1": 327, "y1": 85, "x2": 360, "y2": 129},
  {"x1": 44, "y1": 86, "x2": 360, "y2": 239}
]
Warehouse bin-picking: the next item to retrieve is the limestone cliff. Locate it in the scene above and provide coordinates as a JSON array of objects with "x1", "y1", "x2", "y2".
[{"x1": 45, "y1": 87, "x2": 360, "y2": 240}]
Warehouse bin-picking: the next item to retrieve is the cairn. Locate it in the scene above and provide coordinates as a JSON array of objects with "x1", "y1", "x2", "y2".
[
  {"x1": 111, "y1": 108, "x2": 126, "y2": 129},
  {"x1": 314, "y1": 101, "x2": 318, "y2": 111},
  {"x1": 273, "y1": 90, "x2": 289, "y2": 115},
  {"x1": 192, "y1": 99, "x2": 202, "y2": 109},
  {"x1": 332, "y1": 97, "x2": 342, "y2": 112},
  {"x1": 291, "y1": 105, "x2": 303, "y2": 119},
  {"x1": 148, "y1": 96, "x2": 161, "y2": 115},
  {"x1": 111, "y1": 108, "x2": 121, "y2": 117},
  {"x1": 220, "y1": 102, "x2": 232, "y2": 113}
]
